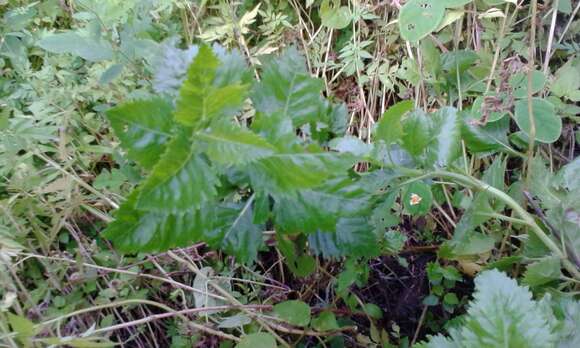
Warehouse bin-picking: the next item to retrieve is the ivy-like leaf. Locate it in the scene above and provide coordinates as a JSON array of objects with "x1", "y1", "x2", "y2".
[
  {"x1": 136, "y1": 131, "x2": 219, "y2": 212},
  {"x1": 106, "y1": 98, "x2": 174, "y2": 170},
  {"x1": 175, "y1": 45, "x2": 247, "y2": 129}
]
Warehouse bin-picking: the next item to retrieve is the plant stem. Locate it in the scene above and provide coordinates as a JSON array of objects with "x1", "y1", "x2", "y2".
[{"x1": 398, "y1": 168, "x2": 580, "y2": 280}]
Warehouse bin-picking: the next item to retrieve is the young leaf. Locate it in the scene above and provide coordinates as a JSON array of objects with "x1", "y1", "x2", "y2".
[
  {"x1": 312, "y1": 311, "x2": 339, "y2": 332},
  {"x1": 273, "y1": 300, "x2": 311, "y2": 327},
  {"x1": 136, "y1": 132, "x2": 219, "y2": 212},
  {"x1": 106, "y1": 98, "x2": 174, "y2": 170},
  {"x1": 175, "y1": 45, "x2": 247, "y2": 129}
]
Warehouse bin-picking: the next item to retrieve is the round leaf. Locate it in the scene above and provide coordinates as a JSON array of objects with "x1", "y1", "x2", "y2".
[
  {"x1": 471, "y1": 95, "x2": 507, "y2": 123},
  {"x1": 403, "y1": 181, "x2": 433, "y2": 215},
  {"x1": 514, "y1": 98, "x2": 561, "y2": 144},
  {"x1": 399, "y1": 0, "x2": 445, "y2": 42},
  {"x1": 273, "y1": 300, "x2": 311, "y2": 327},
  {"x1": 236, "y1": 333, "x2": 277, "y2": 348},
  {"x1": 510, "y1": 71, "x2": 546, "y2": 99}
]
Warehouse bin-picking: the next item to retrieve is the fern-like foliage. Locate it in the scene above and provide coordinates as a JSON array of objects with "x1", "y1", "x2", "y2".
[
  {"x1": 419, "y1": 269, "x2": 559, "y2": 348},
  {"x1": 103, "y1": 45, "x2": 379, "y2": 262}
]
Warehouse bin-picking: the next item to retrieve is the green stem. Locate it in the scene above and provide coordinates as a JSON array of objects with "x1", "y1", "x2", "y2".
[{"x1": 398, "y1": 168, "x2": 580, "y2": 280}]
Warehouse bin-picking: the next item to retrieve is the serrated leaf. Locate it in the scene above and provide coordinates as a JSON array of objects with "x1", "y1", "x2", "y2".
[
  {"x1": 461, "y1": 111, "x2": 511, "y2": 153},
  {"x1": 220, "y1": 200, "x2": 264, "y2": 264},
  {"x1": 514, "y1": 98, "x2": 561, "y2": 144},
  {"x1": 249, "y1": 149, "x2": 355, "y2": 193},
  {"x1": 402, "y1": 109, "x2": 431, "y2": 157},
  {"x1": 175, "y1": 45, "x2": 247, "y2": 129},
  {"x1": 421, "y1": 270, "x2": 557, "y2": 347},
  {"x1": 273, "y1": 178, "x2": 371, "y2": 233},
  {"x1": 375, "y1": 100, "x2": 414, "y2": 145},
  {"x1": 197, "y1": 122, "x2": 276, "y2": 165},
  {"x1": 425, "y1": 107, "x2": 461, "y2": 168},
  {"x1": 523, "y1": 256, "x2": 561, "y2": 287},
  {"x1": 136, "y1": 132, "x2": 219, "y2": 212},
  {"x1": 106, "y1": 98, "x2": 174, "y2": 170},
  {"x1": 329, "y1": 135, "x2": 373, "y2": 157},
  {"x1": 252, "y1": 47, "x2": 325, "y2": 129},
  {"x1": 308, "y1": 218, "x2": 380, "y2": 258},
  {"x1": 274, "y1": 300, "x2": 311, "y2": 327},
  {"x1": 102, "y1": 191, "x2": 231, "y2": 252},
  {"x1": 398, "y1": 0, "x2": 446, "y2": 42}
]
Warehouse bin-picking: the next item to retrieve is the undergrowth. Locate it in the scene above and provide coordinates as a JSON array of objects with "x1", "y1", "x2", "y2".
[{"x1": 1, "y1": 0, "x2": 579, "y2": 347}]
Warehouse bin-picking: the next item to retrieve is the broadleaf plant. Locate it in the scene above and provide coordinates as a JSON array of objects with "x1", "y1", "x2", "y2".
[{"x1": 103, "y1": 45, "x2": 374, "y2": 262}]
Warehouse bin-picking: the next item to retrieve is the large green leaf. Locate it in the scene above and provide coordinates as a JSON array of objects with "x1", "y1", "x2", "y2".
[
  {"x1": 308, "y1": 218, "x2": 380, "y2": 258},
  {"x1": 196, "y1": 122, "x2": 276, "y2": 165},
  {"x1": 106, "y1": 98, "x2": 174, "y2": 170},
  {"x1": 425, "y1": 107, "x2": 461, "y2": 168},
  {"x1": 461, "y1": 111, "x2": 511, "y2": 153},
  {"x1": 251, "y1": 47, "x2": 325, "y2": 128},
  {"x1": 514, "y1": 98, "x2": 561, "y2": 144},
  {"x1": 402, "y1": 109, "x2": 431, "y2": 157},
  {"x1": 136, "y1": 132, "x2": 219, "y2": 212},
  {"x1": 249, "y1": 148, "x2": 355, "y2": 193},
  {"x1": 375, "y1": 100, "x2": 414, "y2": 145},
  {"x1": 219, "y1": 201, "x2": 264, "y2": 264},
  {"x1": 175, "y1": 45, "x2": 247, "y2": 129},
  {"x1": 102, "y1": 191, "x2": 230, "y2": 252},
  {"x1": 398, "y1": 0, "x2": 446, "y2": 42},
  {"x1": 273, "y1": 178, "x2": 372, "y2": 233}
]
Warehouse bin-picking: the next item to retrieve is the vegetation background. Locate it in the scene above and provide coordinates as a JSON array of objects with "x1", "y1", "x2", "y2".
[{"x1": 0, "y1": 0, "x2": 579, "y2": 347}]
